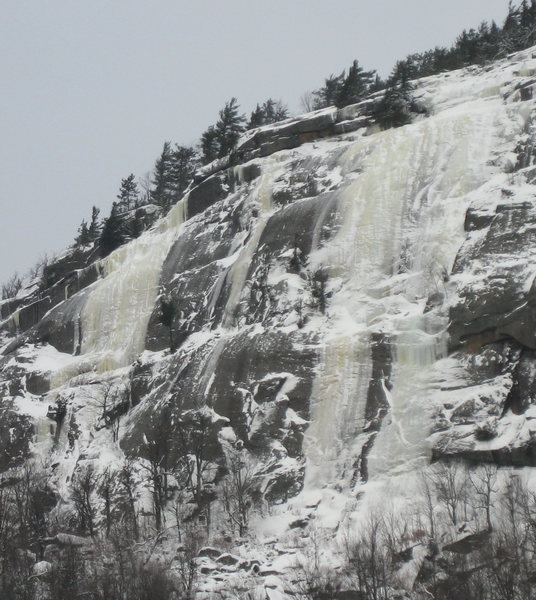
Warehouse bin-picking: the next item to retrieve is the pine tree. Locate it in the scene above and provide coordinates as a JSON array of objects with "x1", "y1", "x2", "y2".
[
  {"x1": 215, "y1": 98, "x2": 246, "y2": 157},
  {"x1": 170, "y1": 145, "x2": 196, "y2": 202},
  {"x1": 247, "y1": 104, "x2": 265, "y2": 129},
  {"x1": 88, "y1": 206, "x2": 101, "y2": 241},
  {"x1": 116, "y1": 174, "x2": 139, "y2": 212},
  {"x1": 372, "y1": 61, "x2": 415, "y2": 130},
  {"x1": 99, "y1": 202, "x2": 128, "y2": 258},
  {"x1": 336, "y1": 60, "x2": 376, "y2": 108},
  {"x1": 131, "y1": 212, "x2": 144, "y2": 239},
  {"x1": 75, "y1": 220, "x2": 91, "y2": 246},
  {"x1": 501, "y1": 1, "x2": 523, "y2": 52},
  {"x1": 200, "y1": 126, "x2": 219, "y2": 165},
  {"x1": 150, "y1": 142, "x2": 174, "y2": 210},
  {"x1": 369, "y1": 74, "x2": 386, "y2": 93},
  {"x1": 247, "y1": 99, "x2": 288, "y2": 130},
  {"x1": 313, "y1": 72, "x2": 345, "y2": 109},
  {"x1": 265, "y1": 99, "x2": 288, "y2": 123}
]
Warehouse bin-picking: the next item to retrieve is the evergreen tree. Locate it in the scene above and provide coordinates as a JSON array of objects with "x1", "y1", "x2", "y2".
[
  {"x1": 336, "y1": 60, "x2": 376, "y2": 108},
  {"x1": 150, "y1": 142, "x2": 174, "y2": 210},
  {"x1": 99, "y1": 202, "x2": 128, "y2": 258},
  {"x1": 247, "y1": 104, "x2": 265, "y2": 129},
  {"x1": 248, "y1": 100, "x2": 287, "y2": 129},
  {"x1": 75, "y1": 220, "x2": 91, "y2": 246},
  {"x1": 170, "y1": 145, "x2": 196, "y2": 201},
  {"x1": 262, "y1": 98, "x2": 288, "y2": 123},
  {"x1": 88, "y1": 206, "x2": 101, "y2": 241},
  {"x1": 313, "y1": 72, "x2": 345, "y2": 109},
  {"x1": 368, "y1": 74, "x2": 386, "y2": 94},
  {"x1": 116, "y1": 174, "x2": 139, "y2": 211},
  {"x1": 215, "y1": 98, "x2": 246, "y2": 157},
  {"x1": 372, "y1": 61, "x2": 416, "y2": 130},
  {"x1": 200, "y1": 126, "x2": 219, "y2": 165},
  {"x1": 246, "y1": 99, "x2": 289, "y2": 129},
  {"x1": 131, "y1": 211, "x2": 144, "y2": 239}
]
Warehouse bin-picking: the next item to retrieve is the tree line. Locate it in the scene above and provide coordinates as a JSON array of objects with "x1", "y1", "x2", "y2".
[
  {"x1": 0, "y1": 401, "x2": 258, "y2": 599},
  {"x1": 4, "y1": 452, "x2": 536, "y2": 598},
  {"x1": 292, "y1": 461, "x2": 536, "y2": 600}
]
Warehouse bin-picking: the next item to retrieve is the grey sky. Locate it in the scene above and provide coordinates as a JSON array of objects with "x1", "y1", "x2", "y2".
[{"x1": 0, "y1": 0, "x2": 511, "y2": 285}]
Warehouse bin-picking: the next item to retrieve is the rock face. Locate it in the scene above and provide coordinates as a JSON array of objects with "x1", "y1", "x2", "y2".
[{"x1": 2, "y1": 44, "x2": 536, "y2": 595}]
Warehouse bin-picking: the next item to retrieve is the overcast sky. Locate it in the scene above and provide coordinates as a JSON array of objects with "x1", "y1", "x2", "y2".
[{"x1": 0, "y1": 0, "x2": 512, "y2": 285}]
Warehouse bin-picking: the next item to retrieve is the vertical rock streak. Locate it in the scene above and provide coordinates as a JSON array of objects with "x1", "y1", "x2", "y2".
[{"x1": 305, "y1": 100, "x2": 511, "y2": 492}]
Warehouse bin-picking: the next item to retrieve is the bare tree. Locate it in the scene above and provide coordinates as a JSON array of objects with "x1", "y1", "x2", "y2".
[
  {"x1": 430, "y1": 461, "x2": 469, "y2": 526},
  {"x1": 119, "y1": 460, "x2": 139, "y2": 541},
  {"x1": 174, "y1": 409, "x2": 215, "y2": 507},
  {"x1": 140, "y1": 406, "x2": 175, "y2": 531},
  {"x1": 291, "y1": 528, "x2": 343, "y2": 600},
  {"x1": 174, "y1": 526, "x2": 200, "y2": 600},
  {"x1": 300, "y1": 91, "x2": 315, "y2": 113},
  {"x1": 469, "y1": 463, "x2": 498, "y2": 531},
  {"x1": 27, "y1": 253, "x2": 50, "y2": 281},
  {"x1": 348, "y1": 515, "x2": 390, "y2": 600},
  {"x1": 99, "y1": 468, "x2": 114, "y2": 538},
  {"x1": 1, "y1": 273, "x2": 23, "y2": 300},
  {"x1": 419, "y1": 469, "x2": 437, "y2": 539},
  {"x1": 71, "y1": 465, "x2": 97, "y2": 537},
  {"x1": 221, "y1": 449, "x2": 255, "y2": 537}
]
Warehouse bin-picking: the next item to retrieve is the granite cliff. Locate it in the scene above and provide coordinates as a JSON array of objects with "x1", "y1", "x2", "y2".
[{"x1": 2, "y1": 46, "x2": 536, "y2": 598}]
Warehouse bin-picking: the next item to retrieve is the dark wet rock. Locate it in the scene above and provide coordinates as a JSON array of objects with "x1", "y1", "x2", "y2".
[
  {"x1": 254, "y1": 376, "x2": 287, "y2": 404},
  {"x1": 289, "y1": 518, "x2": 309, "y2": 529},
  {"x1": 26, "y1": 371, "x2": 50, "y2": 396},
  {"x1": 504, "y1": 348, "x2": 536, "y2": 414},
  {"x1": 43, "y1": 246, "x2": 95, "y2": 290},
  {"x1": 450, "y1": 204, "x2": 536, "y2": 349},
  {"x1": 432, "y1": 441, "x2": 536, "y2": 467},
  {"x1": 198, "y1": 547, "x2": 222, "y2": 559},
  {"x1": 464, "y1": 207, "x2": 494, "y2": 231},
  {"x1": 216, "y1": 553, "x2": 240, "y2": 566},
  {"x1": 234, "y1": 109, "x2": 338, "y2": 163},
  {"x1": 130, "y1": 328, "x2": 317, "y2": 466},
  {"x1": 0, "y1": 297, "x2": 25, "y2": 321},
  {"x1": 30, "y1": 286, "x2": 92, "y2": 353},
  {"x1": 443, "y1": 531, "x2": 490, "y2": 555},
  {"x1": 364, "y1": 332, "x2": 392, "y2": 429},
  {"x1": 263, "y1": 465, "x2": 304, "y2": 504},
  {"x1": 187, "y1": 172, "x2": 230, "y2": 219},
  {"x1": 0, "y1": 401, "x2": 32, "y2": 472}
]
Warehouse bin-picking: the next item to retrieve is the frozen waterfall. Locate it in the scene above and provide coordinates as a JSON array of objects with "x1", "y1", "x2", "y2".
[
  {"x1": 304, "y1": 95, "x2": 520, "y2": 494},
  {"x1": 80, "y1": 197, "x2": 188, "y2": 372},
  {"x1": 221, "y1": 159, "x2": 278, "y2": 328}
]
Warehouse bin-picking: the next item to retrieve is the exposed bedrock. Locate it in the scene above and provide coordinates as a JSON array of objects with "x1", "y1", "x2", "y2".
[{"x1": 128, "y1": 329, "x2": 317, "y2": 455}]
